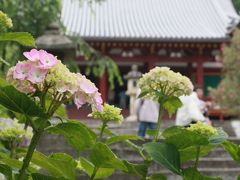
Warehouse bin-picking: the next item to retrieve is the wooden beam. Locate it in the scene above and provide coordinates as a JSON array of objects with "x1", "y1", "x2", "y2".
[
  {"x1": 98, "y1": 73, "x2": 108, "y2": 102},
  {"x1": 75, "y1": 55, "x2": 212, "y2": 63}
]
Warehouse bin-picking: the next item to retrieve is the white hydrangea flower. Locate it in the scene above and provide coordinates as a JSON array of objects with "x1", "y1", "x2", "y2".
[{"x1": 138, "y1": 66, "x2": 193, "y2": 101}]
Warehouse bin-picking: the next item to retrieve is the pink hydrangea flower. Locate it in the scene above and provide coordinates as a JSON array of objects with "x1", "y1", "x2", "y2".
[
  {"x1": 93, "y1": 93, "x2": 103, "y2": 111},
  {"x1": 23, "y1": 49, "x2": 39, "y2": 62},
  {"x1": 80, "y1": 77, "x2": 98, "y2": 94},
  {"x1": 94, "y1": 92, "x2": 103, "y2": 104},
  {"x1": 95, "y1": 103, "x2": 103, "y2": 112},
  {"x1": 17, "y1": 81, "x2": 36, "y2": 93},
  {"x1": 74, "y1": 92, "x2": 87, "y2": 109},
  {"x1": 38, "y1": 50, "x2": 58, "y2": 69},
  {"x1": 13, "y1": 62, "x2": 31, "y2": 80},
  {"x1": 27, "y1": 66, "x2": 48, "y2": 84}
]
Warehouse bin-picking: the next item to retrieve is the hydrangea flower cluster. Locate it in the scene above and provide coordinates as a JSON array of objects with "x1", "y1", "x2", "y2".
[
  {"x1": 138, "y1": 67, "x2": 193, "y2": 100},
  {"x1": 7, "y1": 49, "x2": 103, "y2": 112},
  {"x1": 0, "y1": 119, "x2": 32, "y2": 143},
  {"x1": 187, "y1": 122, "x2": 218, "y2": 137},
  {"x1": 90, "y1": 104, "x2": 123, "y2": 124},
  {"x1": 0, "y1": 11, "x2": 13, "y2": 32}
]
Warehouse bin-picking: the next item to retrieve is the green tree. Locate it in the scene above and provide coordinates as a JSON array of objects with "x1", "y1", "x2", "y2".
[
  {"x1": 0, "y1": 0, "x2": 61, "y2": 69},
  {"x1": 210, "y1": 29, "x2": 240, "y2": 116},
  {"x1": 0, "y1": 0, "x2": 61, "y2": 38}
]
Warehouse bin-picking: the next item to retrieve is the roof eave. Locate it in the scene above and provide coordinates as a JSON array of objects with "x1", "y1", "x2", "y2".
[{"x1": 71, "y1": 36, "x2": 231, "y2": 43}]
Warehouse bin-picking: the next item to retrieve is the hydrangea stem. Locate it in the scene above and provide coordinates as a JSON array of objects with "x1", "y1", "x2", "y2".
[
  {"x1": 192, "y1": 146, "x2": 201, "y2": 179},
  {"x1": 90, "y1": 167, "x2": 99, "y2": 180},
  {"x1": 99, "y1": 122, "x2": 107, "y2": 142},
  {"x1": 154, "y1": 106, "x2": 164, "y2": 142},
  {"x1": 18, "y1": 131, "x2": 42, "y2": 180},
  {"x1": 194, "y1": 146, "x2": 200, "y2": 168}
]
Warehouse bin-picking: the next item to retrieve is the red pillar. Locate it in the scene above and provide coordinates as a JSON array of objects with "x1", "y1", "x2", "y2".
[
  {"x1": 197, "y1": 57, "x2": 204, "y2": 88},
  {"x1": 98, "y1": 73, "x2": 108, "y2": 102},
  {"x1": 147, "y1": 57, "x2": 156, "y2": 71}
]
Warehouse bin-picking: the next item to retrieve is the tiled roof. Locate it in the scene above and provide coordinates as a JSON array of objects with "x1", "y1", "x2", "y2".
[{"x1": 61, "y1": 0, "x2": 239, "y2": 42}]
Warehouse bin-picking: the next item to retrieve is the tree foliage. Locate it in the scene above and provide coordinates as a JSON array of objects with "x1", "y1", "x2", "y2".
[
  {"x1": 210, "y1": 29, "x2": 240, "y2": 116},
  {"x1": 0, "y1": 0, "x2": 61, "y2": 69},
  {"x1": 0, "y1": 0, "x2": 61, "y2": 38}
]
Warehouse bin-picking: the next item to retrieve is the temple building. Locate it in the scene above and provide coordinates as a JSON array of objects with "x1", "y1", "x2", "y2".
[{"x1": 59, "y1": 0, "x2": 239, "y2": 106}]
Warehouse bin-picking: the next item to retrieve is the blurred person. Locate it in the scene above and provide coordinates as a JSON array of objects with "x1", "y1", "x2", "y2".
[
  {"x1": 135, "y1": 99, "x2": 159, "y2": 137},
  {"x1": 176, "y1": 87, "x2": 211, "y2": 127}
]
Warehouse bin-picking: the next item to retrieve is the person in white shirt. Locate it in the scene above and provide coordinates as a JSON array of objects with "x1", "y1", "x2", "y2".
[
  {"x1": 135, "y1": 99, "x2": 159, "y2": 137},
  {"x1": 176, "y1": 88, "x2": 211, "y2": 127}
]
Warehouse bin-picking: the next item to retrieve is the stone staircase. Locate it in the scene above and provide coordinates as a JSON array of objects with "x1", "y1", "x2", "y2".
[{"x1": 37, "y1": 120, "x2": 240, "y2": 180}]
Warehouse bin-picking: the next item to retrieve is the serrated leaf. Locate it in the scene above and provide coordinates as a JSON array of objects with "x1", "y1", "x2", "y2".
[
  {"x1": 0, "y1": 86, "x2": 46, "y2": 118},
  {"x1": 0, "y1": 32, "x2": 35, "y2": 47},
  {"x1": 222, "y1": 141, "x2": 240, "y2": 163},
  {"x1": 122, "y1": 160, "x2": 148, "y2": 178},
  {"x1": 78, "y1": 157, "x2": 114, "y2": 179},
  {"x1": 89, "y1": 142, "x2": 127, "y2": 171},
  {"x1": 143, "y1": 142, "x2": 182, "y2": 175},
  {"x1": 106, "y1": 135, "x2": 143, "y2": 145},
  {"x1": 29, "y1": 151, "x2": 77, "y2": 180},
  {"x1": 179, "y1": 145, "x2": 214, "y2": 162},
  {"x1": 183, "y1": 167, "x2": 222, "y2": 180},
  {"x1": 47, "y1": 120, "x2": 96, "y2": 152},
  {"x1": 162, "y1": 126, "x2": 209, "y2": 149},
  {"x1": 163, "y1": 96, "x2": 182, "y2": 117}
]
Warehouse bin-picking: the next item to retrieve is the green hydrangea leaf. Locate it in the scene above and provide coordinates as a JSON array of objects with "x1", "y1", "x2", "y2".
[
  {"x1": 162, "y1": 96, "x2": 182, "y2": 117},
  {"x1": 183, "y1": 167, "x2": 222, "y2": 180},
  {"x1": 78, "y1": 157, "x2": 114, "y2": 179},
  {"x1": 143, "y1": 142, "x2": 182, "y2": 175},
  {"x1": 0, "y1": 32, "x2": 35, "y2": 47},
  {"x1": 106, "y1": 135, "x2": 143, "y2": 145},
  {"x1": 122, "y1": 160, "x2": 148, "y2": 178},
  {"x1": 162, "y1": 126, "x2": 209, "y2": 149},
  {"x1": 222, "y1": 141, "x2": 240, "y2": 163},
  {"x1": 27, "y1": 151, "x2": 77, "y2": 180},
  {"x1": 0, "y1": 86, "x2": 46, "y2": 118},
  {"x1": 47, "y1": 120, "x2": 96, "y2": 152},
  {"x1": 179, "y1": 145, "x2": 214, "y2": 162},
  {"x1": 89, "y1": 142, "x2": 127, "y2": 171}
]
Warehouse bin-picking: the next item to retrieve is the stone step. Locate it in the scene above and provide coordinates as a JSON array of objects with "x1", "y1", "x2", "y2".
[{"x1": 38, "y1": 133, "x2": 238, "y2": 159}]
